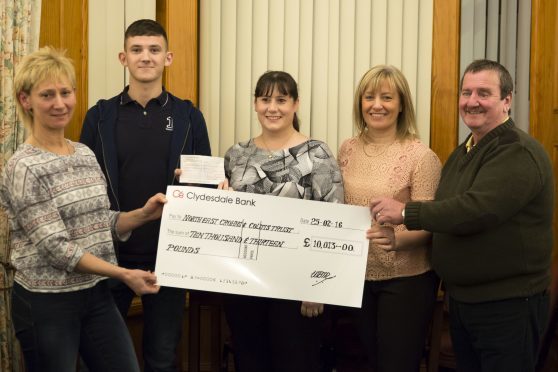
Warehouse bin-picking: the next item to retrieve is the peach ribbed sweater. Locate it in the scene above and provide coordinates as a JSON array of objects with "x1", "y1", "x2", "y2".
[{"x1": 338, "y1": 137, "x2": 441, "y2": 280}]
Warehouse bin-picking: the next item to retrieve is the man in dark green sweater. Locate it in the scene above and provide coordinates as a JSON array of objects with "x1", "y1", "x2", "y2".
[{"x1": 370, "y1": 59, "x2": 553, "y2": 372}]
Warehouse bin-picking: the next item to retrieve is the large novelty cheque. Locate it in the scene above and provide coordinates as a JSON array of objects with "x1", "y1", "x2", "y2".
[{"x1": 155, "y1": 186, "x2": 371, "y2": 307}]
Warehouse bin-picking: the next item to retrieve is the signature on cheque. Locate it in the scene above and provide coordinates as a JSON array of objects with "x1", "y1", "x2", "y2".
[{"x1": 311, "y1": 270, "x2": 336, "y2": 286}]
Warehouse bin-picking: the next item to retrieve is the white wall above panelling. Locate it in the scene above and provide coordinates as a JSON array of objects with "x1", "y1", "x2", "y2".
[
  {"x1": 200, "y1": 0, "x2": 434, "y2": 156},
  {"x1": 125, "y1": 0, "x2": 156, "y2": 28},
  {"x1": 88, "y1": 0, "x2": 125, "y2": 108},
  {"x1": 88, "y1": 0, "x2": 156, "y2": 108}
]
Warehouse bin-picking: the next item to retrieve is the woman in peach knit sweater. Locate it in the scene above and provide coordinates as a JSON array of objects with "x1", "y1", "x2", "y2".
[{"x1": 337, "y1": 65, "x2": 441, "y2": 372}]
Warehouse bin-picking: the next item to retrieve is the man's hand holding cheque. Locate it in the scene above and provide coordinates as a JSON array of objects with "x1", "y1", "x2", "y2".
[{"x1": 370, "y1": 197, "x2": 405, "y2": 225}]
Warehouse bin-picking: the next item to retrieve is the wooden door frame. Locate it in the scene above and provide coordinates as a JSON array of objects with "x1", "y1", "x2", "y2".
[
  {"x1": 39, "y1": 0, "x2": 199, "y2": 141},
  {"x1": 157, "y1": 0, "x2": 199, "y2": 105},
  {"x1": 530, "y1": 0, "x2": 558, "y2": 300},
  {"x1": 430, "y1": 0, "x2": 460, "y2": 163}
]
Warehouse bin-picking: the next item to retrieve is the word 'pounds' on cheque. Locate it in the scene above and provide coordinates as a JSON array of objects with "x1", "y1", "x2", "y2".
[{"x1": 184, "y1": 191, "x2": 256, "y2": 206}]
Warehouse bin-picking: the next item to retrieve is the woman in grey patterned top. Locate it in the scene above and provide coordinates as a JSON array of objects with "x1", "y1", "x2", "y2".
[
  {"x1": 0, "y1": 47, "x2": 166, "y2": 372},
  {"x1": 220, "y1": 71, "x2": 343, "y2": 372}
]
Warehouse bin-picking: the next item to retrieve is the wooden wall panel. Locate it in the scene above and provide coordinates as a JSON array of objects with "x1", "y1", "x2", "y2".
[
  {"x1": 555, "y1": 14, "x2": 558, "y2": 117},
  {"x1": 430, "y1": 0, "x2": 460, "y2": 163},
  {"x1": 530, "y1": 0, "x2": 558, "y2": 282},
  {"x1": 530, "y1": 1, "x2": 558, "y2": 369},
  {"x1": 530, "y1": 0, "x2": 557, "y2": 148},
  {"x1": 530, "y1": 0, "x2": 558, "y2": 259},
  {"x1": 40, "y1": 0, "x2": 88, "y2": 142},
  {"x1": 157, "y1": 0, "x2": 198, "y2": 105}
]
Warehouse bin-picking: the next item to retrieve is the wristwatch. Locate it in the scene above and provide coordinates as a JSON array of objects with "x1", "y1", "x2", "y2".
[{"x1": 401, "y1": 208, "x2": 405, "y2": 219}]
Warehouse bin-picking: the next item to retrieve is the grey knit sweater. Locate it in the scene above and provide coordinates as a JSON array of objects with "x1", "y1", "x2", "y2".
[{"x1": 0, "y1": 142, "x2": 126, "y2": 293}]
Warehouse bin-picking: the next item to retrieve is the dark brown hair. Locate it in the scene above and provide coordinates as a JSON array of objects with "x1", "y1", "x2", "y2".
[
  {"x1": 124, "y1": 19, "x2": 168, "y2": 49},
  {"x1": 460, "y1": 59, "x2": 513, "y2": 99}
]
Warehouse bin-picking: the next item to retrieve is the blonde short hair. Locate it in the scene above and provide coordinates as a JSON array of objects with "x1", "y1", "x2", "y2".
[
  {"x1": 353, "y1": 65, "x2": 418, "y2": 140},
  {"x1": 14, "y1": 46, "x2": 76, "y2": 128}
]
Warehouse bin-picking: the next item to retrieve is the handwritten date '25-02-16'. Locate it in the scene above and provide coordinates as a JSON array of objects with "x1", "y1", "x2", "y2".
[{"x1": 300, "y1": 217, "x2": 343, "y2": 228}]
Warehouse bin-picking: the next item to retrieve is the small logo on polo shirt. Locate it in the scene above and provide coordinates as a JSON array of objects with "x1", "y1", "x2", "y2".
[{"x1": 166, "y1": 116, "x2": 174, "y2": 131}]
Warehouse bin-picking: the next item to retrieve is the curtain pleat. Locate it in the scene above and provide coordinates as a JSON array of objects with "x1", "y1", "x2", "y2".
[
  {"x1": 0, "y1": 1, "x2": 42, "y2": 371},
  {"x1": 199, "y1": 0, "x2": 434, "y2": 156}
]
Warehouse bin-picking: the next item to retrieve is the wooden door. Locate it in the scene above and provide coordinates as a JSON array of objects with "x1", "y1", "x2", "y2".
[
  {"x1": 530, "y1": 0, "x2": 558, "y2": 370},
  {"x1": 530, "y1": 0, "x2": 558, "y2": 293}
]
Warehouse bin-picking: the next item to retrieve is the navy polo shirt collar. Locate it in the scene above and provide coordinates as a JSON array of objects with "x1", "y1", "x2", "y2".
[{"x1": 119, "y1": 86, "x2": 170, "y2": 107}]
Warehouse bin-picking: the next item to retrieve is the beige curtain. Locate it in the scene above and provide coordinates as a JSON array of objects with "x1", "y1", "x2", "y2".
[
  {"x1": 0, "y1": 1, "x2": 41, "y2": 371},
  {"x1": 199, "y1": 0, "x2": 434, "y2": 156}
]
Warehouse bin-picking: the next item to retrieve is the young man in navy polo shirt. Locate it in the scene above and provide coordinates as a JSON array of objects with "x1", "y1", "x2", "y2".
[{"x1": 81, "y1": 19, "x2": 211, "y2": 371}]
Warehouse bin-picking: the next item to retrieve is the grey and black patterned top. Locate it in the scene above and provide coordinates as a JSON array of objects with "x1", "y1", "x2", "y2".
[
  {"x1": 0, "y1": 141, "x2": 126, "y2": 293},
  {"x1": 224, "y1": 139, "x2": 344, "y2": 203}
]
